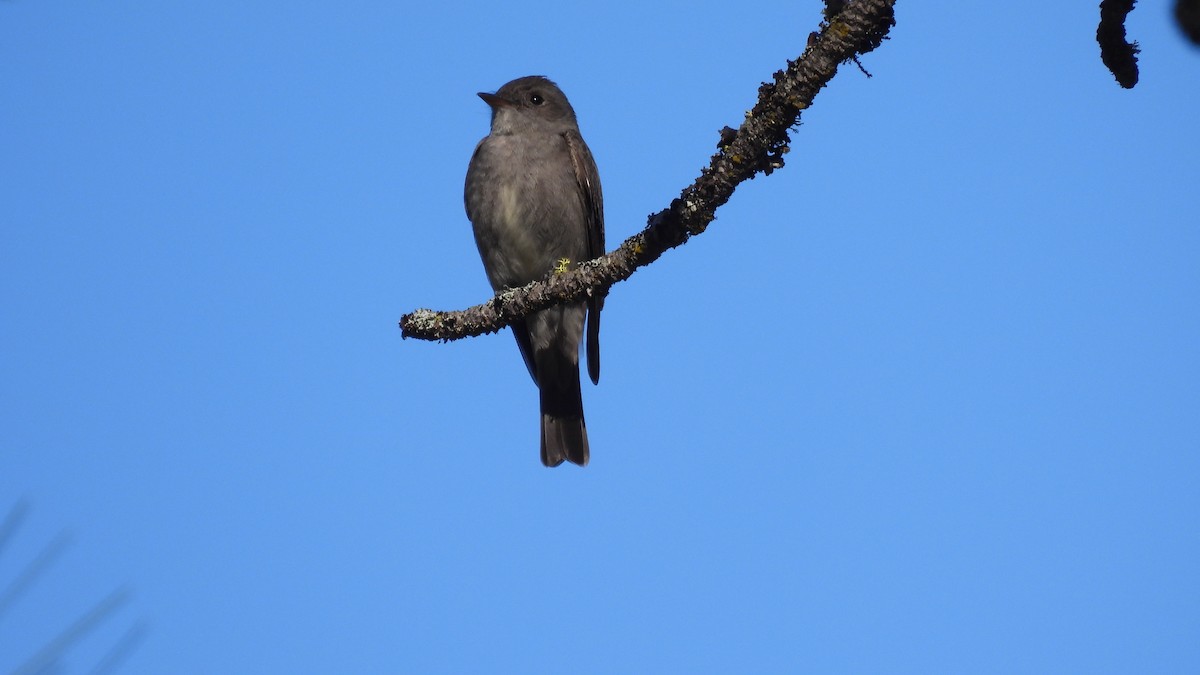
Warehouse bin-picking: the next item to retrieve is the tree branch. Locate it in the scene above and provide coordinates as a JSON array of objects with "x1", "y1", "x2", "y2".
[
  {"x1": 1097, "y1": 0, "x2": 1140, "y2": 89},
  {"x1": 1178, "y1": 0, "x2": 1200, "y2": 46},
  {"x1": 399, "y1": 0, "x2": 897, "y2": 341}
]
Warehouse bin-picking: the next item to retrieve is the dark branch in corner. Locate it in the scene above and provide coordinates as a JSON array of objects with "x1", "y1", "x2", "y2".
[
  {"x1": 399, "y1": 0, "x2": 897, "y2": 342},
  {"x1": 1179, "y1": 0, "x2": 1200, "y2": 45},
  {"x1": 1098, "y1": 0, "x2": 1140, "y2": 88}
]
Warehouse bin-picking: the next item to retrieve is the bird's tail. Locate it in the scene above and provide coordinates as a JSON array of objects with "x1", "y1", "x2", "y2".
[{"x1": 538, "y1": 355, "x2": 589, "y2": 467}]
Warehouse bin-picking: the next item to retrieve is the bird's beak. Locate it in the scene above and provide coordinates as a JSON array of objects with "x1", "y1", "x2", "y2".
[{"x1": 477, "y1": 92, "x2": 511, "y2": 109}]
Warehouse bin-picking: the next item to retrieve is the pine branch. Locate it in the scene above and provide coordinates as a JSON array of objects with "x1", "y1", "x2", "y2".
[{"x1": 399, "y1": 0, "x2": 897, "y2": 341}]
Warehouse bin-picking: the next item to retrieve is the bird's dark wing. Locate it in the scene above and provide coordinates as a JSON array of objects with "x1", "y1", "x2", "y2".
[
  {"x1": 511, "y1": 318, "x2": 538, "y2": 384},
  {"x1": 563, "y1": 129, "x2": 605, "y2": 385}
]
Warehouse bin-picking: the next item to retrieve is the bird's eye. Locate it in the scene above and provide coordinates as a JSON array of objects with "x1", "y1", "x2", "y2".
[{"x1": 530, "y1": 93, "x2": 544, "y2": 105}]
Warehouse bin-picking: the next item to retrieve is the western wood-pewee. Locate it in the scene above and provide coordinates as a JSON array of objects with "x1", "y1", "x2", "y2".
[{"x1": 464, "y1": 76, "x2": 605, "y2": 467}]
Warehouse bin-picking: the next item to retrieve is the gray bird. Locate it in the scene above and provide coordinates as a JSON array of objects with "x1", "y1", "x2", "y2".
[{"x1": 464, "y1": 76, "x2": 605, "y2": 467}]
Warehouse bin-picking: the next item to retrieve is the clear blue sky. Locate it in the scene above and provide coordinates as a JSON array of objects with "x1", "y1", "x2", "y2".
[{"x1": 3, "y1": 2, "x2": 1198, "y2": 673}]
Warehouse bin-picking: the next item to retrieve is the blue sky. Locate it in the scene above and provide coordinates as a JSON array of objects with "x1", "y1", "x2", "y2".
[{"x1": 2, "y1": 2, "x2": 1198, "y2": 672}]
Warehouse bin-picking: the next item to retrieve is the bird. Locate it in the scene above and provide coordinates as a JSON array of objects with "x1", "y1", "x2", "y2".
[{"x1": 464, "y1": 76, "x2": 605, "y2": 467}]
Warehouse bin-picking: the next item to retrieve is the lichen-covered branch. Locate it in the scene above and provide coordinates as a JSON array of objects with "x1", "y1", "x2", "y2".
[
  {"x1": 399, "y1": 0, "x2": 897, "y2": 342},
  {"x1": 1098, "y1": 0, "x2": 1140, "y2": 88}
]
